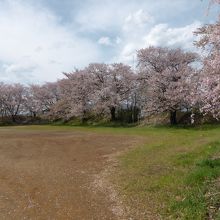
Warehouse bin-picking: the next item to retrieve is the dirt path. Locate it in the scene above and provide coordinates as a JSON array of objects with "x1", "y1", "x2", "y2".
[{"x1": 0, "y1": 127, "x2": 140, "y2": 220}]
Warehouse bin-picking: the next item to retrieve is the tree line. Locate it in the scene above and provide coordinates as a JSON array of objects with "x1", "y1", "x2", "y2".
[{"x1": 0, "y1": 2, "x2": 219, "y2": 125}]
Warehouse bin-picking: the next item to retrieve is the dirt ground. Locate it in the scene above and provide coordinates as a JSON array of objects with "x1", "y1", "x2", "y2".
[{"x1": 0, "y1": 126, "x2": 139, "y2": 220}]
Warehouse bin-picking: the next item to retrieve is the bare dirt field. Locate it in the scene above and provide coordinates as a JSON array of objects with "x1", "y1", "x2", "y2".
[{"x1": 0, "y1": 126, "x2": 140, "y2": 220}]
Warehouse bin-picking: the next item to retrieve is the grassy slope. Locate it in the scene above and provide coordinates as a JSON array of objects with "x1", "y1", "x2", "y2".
[{"x1": 7, "y1": 124, "x2": 220, "y2": 219}]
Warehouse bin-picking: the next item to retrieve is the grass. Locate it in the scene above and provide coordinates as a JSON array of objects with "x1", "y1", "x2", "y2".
[
  {"x1": 111, "y1": 126, "x2": 220, "y2": 219},
  {"x1": 169, "y1": 142, "x2": 220, "y2": 219},
  {"x1": 2, "y1": 124, "x2": 220, "y2": 219}
]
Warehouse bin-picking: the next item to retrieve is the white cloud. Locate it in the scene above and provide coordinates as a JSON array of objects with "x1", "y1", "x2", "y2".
[
  {"x1": 123, "y1": 9, "x2": 154, "y2": 31},
  {"x1": 115, "y1": 37, "x2": 122, "y2": 45},
  {"x1": 114, "y1": 20, "x2": 201, "y2": 64},
  {"x1": 74, "y1": 0, "x2": 125, "y2": 31},
  {"x1": 119, "y1": 43, "x2": 137, "y2": 63},
  {"x1": 144, "y1": 21, "x2": 202, "y2": 49},
  {"x1": 0, "y1": 0, "x2": 210, "y2": 83},
  {"x1": 74, "y1": 1, "x2": 155, "y2": 32},
  {"x1": 0, "y1": 0, "x2": 101, "y2": 83},
  {"x1": 98, "y1": 37, "x2": 112, "y2": 46},
  {"x1": 4, "y1": 63, "x2": 36, "y2": 75}
]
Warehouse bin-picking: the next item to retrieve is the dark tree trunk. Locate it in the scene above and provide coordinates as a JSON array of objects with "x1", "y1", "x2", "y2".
[
  {"x1": 170, "y1": 110, "x2": 177, "y2": 125},
  {"x1": 11, "y1": 115, "x2": 16, "y2": 123},
  {"x1": 110, "y1": 107, "x2": 116, "y2": 121},
  {"x1": 82, "y1": 110, "x2": 87, "y2": 123},
  {"x1": 133, "y1": 106, "x2": 139, "y2": 123}
]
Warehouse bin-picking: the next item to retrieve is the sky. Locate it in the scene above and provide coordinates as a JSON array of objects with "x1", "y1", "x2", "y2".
[{"x1": 0, "y1": 0, "x2": 219, "y2": 84}]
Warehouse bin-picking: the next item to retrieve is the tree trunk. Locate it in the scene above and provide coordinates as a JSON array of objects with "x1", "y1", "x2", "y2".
[
  {"x1": 133, "y1": 106, "x2": 139, "y2": 123},
  {"x1": 82, "y1": 110, "x2": 86, "y2": 123},
  {"x1": 110, "y1": 107, "x2": 116, "y2": 121},
  {"x1": 170, "y1": 110, "x2": 177, "y2": 125},
  {"x1": 11, "y1": 115, "x2": 16, "y2": 123}
]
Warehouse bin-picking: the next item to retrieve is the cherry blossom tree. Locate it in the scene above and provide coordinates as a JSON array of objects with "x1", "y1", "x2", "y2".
[
  {"x1": 62, "y1": 69, "x2": 93, "y2": 122},
  {"x1": 86, "y1": 63, "x2": 136, "y2": 121},
  {"x1": 84, "y1": 63, "x2": 110, "y2": 118},
  {"x1": 28, "y1": 82, "x2": 60, "y2": 119},
  {"x1": 137, "y1": 46, "x2": 198, "y2": 124},
  {"x1": 194, "y1": 1, "x2": 220, "y2": 118},
  {"x1": 108, "y1": 63, "x2": 136, "y2": 121},
  {"x1": 195, "y1": 23, "x2": 220, "y2": 118},
  {"x1": 0, "y1": 83, "x2": 6, "y2": 119},
  {"x1": 0, "y1": 83, "x2": 27, "y2": 122},
  {"x1": 24, "y1": 86, "x2": 40, "y2": 118}
]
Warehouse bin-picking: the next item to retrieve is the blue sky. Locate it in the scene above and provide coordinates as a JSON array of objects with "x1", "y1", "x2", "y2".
[{"x1": 0, "y1": 0, "x2": 219, "y2": 83}]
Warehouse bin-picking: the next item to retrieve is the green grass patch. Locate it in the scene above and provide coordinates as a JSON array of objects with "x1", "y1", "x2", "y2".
[
  {"x1": 170, "y1": 142, "x2": 220, "y2": 219},
  {"x1": 113, "y1": 126, "x2": 220, "y2": 219}
]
